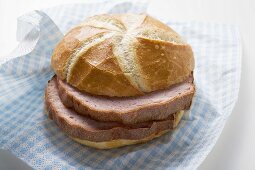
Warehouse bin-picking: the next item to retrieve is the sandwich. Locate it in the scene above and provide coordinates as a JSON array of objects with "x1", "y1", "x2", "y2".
[{"x1": 44, "y1": 14, "x2": 195, "y2": 149}]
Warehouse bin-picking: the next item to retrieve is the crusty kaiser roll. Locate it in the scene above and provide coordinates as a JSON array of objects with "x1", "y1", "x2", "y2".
[
  {"x1": 46, "y1": 13, "x2": 195, "y2": 149},
  {"x1": 51, "y1": 14, "x2": 194, "y2": 97}
]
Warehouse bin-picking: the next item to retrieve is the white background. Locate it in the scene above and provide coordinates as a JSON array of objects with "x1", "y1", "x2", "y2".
[{"x1": 0, "y1": 0, "x2": 254, "y2": 169}]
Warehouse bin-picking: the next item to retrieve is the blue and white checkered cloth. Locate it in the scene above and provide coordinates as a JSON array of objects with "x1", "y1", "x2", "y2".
[{"x1": 0, "y1": 0, "x2": 241, "y2": 169}]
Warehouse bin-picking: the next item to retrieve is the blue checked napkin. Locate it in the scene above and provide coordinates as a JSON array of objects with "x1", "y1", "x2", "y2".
[{"x1": 0, "y1": 0, "x2": 242, "y2": 169}]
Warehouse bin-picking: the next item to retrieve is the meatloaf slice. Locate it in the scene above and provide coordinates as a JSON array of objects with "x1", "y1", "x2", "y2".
[
  {"x1": 57, "y1": 75, "x2": 195, "y2": 124},
  {"x1": 45, "y1": 76, "x2": 184, "y2": 145}
]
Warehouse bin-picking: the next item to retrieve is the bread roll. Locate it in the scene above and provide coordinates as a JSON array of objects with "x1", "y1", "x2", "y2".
[{"x1": 51, "y1": 14, "x2": 194, "y2": 97}]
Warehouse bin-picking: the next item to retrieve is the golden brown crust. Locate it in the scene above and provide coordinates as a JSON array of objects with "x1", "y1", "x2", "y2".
[
  {"x1": 67, "y1": 37, "x2": 142, "y2": 96},
  {"x1": 140, "y1": 15, "x2": 176, "y2": 32},
  {"x1": 51, "y1": 14, "x2": 195, "y2": 97},
  {"x1": 135, "y1": 37, "x2": 194, "y2": 91},
  {"x1": 51, "y1": 26, "x2": 110, "y2": 79}
]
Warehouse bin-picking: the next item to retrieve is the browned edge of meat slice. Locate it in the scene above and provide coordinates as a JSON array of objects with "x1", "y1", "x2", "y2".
[
  {"x1": 57, "y1": 74, "x2": 195, "y2": 124},
  {"x1": 44, "y1": 76, "x2": 184, "y2": 144}
]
